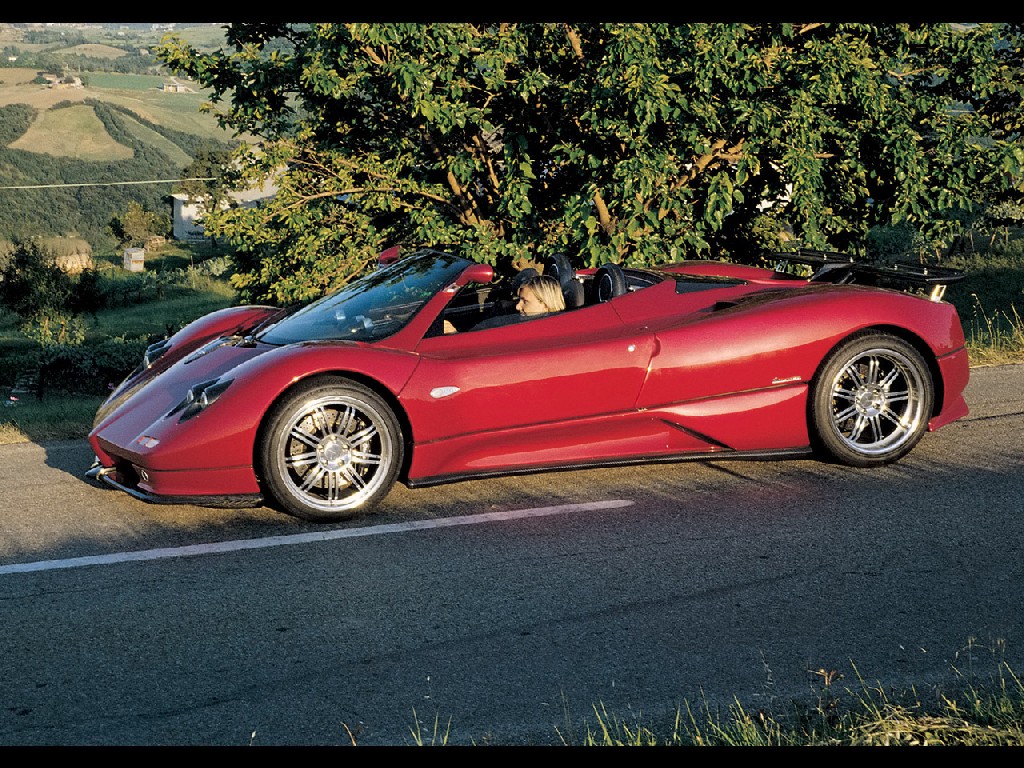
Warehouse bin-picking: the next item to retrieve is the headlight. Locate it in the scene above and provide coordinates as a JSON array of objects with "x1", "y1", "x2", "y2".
[
  {"x1": 125, "y1": 338, "x2": 173, "y2": 380},
  {"x1": 143, "y1": 338, "x2": 172, "y2": 368},
  {"x1": 168, "y1": 378, "x2": 234, "y2": 422}
]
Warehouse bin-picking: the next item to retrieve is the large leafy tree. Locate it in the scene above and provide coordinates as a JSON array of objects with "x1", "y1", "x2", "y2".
[{"x1": 157, "y1": 22, "x2": 1024, "y2": 304}]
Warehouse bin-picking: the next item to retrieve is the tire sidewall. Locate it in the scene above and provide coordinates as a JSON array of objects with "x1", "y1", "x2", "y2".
[
  {"x1": 811, "y1": 333, "x2": 933, "y2": 467},
  {"x1": 258, "y1": 376, "x2": 403, "y2": 521}
]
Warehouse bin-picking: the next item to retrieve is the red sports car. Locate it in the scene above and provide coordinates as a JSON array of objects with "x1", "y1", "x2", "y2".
[{"x1": 86, "y1": 247, "x2": 970, "y2": 522}]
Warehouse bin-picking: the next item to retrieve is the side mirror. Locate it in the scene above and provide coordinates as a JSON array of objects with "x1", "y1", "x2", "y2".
[
  {"x1": 377, "y1": 245, "x2": 400, "y2": 267},
  {"x1": 460, "y1": 263, "x2": 494, "y2": 285}
]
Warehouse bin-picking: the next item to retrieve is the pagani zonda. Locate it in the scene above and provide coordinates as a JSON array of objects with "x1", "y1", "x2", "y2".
[{"x1": 87, "y1": 247, "x2": 970, "y2": 521}]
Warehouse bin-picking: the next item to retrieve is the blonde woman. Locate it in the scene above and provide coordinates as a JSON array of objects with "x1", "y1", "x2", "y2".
[{"x1": 469, "y1": 274, "x2": 566, "y2": 331}]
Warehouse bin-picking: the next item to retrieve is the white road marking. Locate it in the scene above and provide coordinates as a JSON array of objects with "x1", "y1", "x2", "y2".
[{"x1": 0, "y1": 499, "x2": 634, "y2": 576}]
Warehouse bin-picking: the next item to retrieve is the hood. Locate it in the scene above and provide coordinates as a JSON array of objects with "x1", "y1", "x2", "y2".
[{"x1": 90, "y1": 337, "x2": 275, "y2": 438}]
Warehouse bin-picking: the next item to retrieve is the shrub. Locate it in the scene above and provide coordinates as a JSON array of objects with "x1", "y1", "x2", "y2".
[
  {"x1": 866, "y1": 223, "x2": 917, "y2": 260},
  {"x1": 20, "y1": 311, "x2": 86, "y2": 347},
  {"x1": 37, "y1": 335, "x2": 149, "y2": 396},
  {"x1": 0, "y1": 239, "x2": 74, "y2": 317}
]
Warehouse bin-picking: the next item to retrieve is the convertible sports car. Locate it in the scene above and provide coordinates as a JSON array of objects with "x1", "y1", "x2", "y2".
[{"x1": 86, "y1": 246, "x2": 970, "y2": 522}]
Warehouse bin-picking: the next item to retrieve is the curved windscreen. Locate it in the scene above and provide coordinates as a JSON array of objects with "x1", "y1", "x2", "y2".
[{"x1": 258, "y1": 250, "x2": 471, "y2": 344}]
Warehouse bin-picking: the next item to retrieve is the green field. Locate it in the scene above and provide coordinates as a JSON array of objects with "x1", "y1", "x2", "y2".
[
  {"x1": 0, "y1": 55, "x2": 230, "y2": 159},
  {"x1": 0, "y1": 27, "x2": 239, "y2": 248},
  {"x1": 84, "y1": 72, "x2": 174, "y2": 90},
  {"x1": 8, "y1": 102, "x2": 134, "y2": 159}
]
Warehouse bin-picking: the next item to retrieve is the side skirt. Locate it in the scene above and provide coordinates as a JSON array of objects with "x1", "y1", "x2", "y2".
[{"x1": 405, "y1": 446, "x2": 812, "y2": 489}]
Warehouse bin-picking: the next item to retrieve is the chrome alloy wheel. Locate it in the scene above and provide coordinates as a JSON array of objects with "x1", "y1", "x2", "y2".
[
  {"x1": 826, "y1": 345, "x2": 928, "y2": 457},
  {"x1": 278, "y1": 394, "x2": 393, "y2": 512},
  {"x1": 260, "y1": 378, "x2": 404, "y2": 520}
]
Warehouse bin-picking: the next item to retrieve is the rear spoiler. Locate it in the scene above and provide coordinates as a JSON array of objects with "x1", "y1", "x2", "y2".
[{"x1": 772, "y1": 249, "x2": 965, "y2": 302}]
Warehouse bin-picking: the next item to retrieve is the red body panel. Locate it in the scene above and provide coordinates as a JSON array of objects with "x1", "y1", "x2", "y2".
[
  {"x1": 87, "y1": 254, "x2": 971, "y2": 507},
  {"x1": 631, "y1": 285, "x2": 964, "y2": 407},
  {"x1": 90, "y1": 341, "x2": 420, "y2": 498},
  {"x1": 930, "y1": 347, "x2": 971, "y2": 430}
]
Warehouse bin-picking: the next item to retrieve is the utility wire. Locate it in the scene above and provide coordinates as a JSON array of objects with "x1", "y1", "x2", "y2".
[{"x1": 0, "y1": 177, "x2": 216, "y2": 190}]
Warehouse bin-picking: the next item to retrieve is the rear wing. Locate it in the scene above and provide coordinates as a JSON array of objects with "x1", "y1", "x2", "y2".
[{"x1": 772, "y1": 249, "x2": 965, "y2": 302}]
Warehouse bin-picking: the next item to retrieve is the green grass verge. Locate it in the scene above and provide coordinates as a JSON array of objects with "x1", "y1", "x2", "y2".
[
  {"x1": 0, "y1": 394, "x2": 103, "y2": 444},
  {"x1": 389, "y1": 644, "x2": 1024, "y2": 746},
  {"x1": 564, "y1": 664, "x2": 1024, "y2": 746}
]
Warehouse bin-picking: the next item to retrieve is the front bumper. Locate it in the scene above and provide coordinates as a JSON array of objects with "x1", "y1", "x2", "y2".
[{"x1": 86, "y1": 461, "x2": 264, "y2": 509}]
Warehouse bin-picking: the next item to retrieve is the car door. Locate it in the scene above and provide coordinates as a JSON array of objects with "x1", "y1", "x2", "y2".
[{"x1": 403, "y1": 302, "x2": 656, "y2": 445}]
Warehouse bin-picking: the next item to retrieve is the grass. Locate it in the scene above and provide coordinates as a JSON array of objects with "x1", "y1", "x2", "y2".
[
  {"x1": 563, "y1": 662, "x2": 1024, "y2": 746},
  {"x1": 948, "y1": 242, "x2": 1024, "y2": 365},
  {"x1": 9, "y1": 102, "x2": 135, "y2": 160},
  {"x1": 87, "y1": 281, "x2": 235, "y2": 340},
  {"x1": 457, "y1": 643, "x2": 1024, "y2": 746},
  {"x1": 964, "y1": 298, "x2": 1024, "y2": 367},
  {"x1": 334, "y1": 644, "x2": 1024, "y2": 746},
  {"x1": 0, "y1": 394, "x2": 103, "y2": 444}
]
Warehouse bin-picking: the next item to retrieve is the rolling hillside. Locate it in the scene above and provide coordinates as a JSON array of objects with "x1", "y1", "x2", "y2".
[{"x1": 0, "y1": 23, "x2": 235, "y2": 253}]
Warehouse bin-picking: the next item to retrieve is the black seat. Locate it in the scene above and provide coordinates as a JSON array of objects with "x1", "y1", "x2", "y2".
[
  {"x1": 485, "y1": 267, "x2": 539, "y2": 318},
  {"x1": 543, "y1": 253, "x2": 584, "y2": 309},
  {"x1": 563, "y1": 280, "x2": 585, "y2": 308},
  {"x1": 510, "y1": 267, "x2": 539, "y2": 293},
  {"x1": 594, "y1": 262, "x2": 628, "y2": 302}
]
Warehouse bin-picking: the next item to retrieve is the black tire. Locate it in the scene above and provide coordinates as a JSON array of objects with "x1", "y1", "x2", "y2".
[
  {"x1": 257, "y1": 376, "x2": 403, "y2": 521},
  {"x1": 810, "y1": 333, "x2": 933, "y2": 467}
]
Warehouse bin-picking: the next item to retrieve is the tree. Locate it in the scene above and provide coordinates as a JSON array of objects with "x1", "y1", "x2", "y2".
[
  {"x1": 0, "y1": 239, "x2": 73, "y2": 318},
  {"x1": 175, "y1": 142, "x2": 235, "y2": 211},
  {"x1": 157, "y1": 23, "x2": 1024, "y2": 305},
  {"x1": 109, "y1": 200, "x2": 168, "y2": 247}
]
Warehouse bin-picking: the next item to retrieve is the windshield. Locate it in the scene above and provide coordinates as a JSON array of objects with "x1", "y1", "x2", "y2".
[{"x1": 258, "y1": 249, "x2": 471, "y2": 344}]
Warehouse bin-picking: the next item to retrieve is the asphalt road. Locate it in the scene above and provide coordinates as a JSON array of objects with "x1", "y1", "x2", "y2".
[{"x1": 0, "y1": 364, "x2": 1022, "y2": 745}]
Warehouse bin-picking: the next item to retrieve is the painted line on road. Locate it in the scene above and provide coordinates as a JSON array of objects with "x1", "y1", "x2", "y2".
[{"x1": 0, "y1": 499, "x2": 634, "y2": 576}]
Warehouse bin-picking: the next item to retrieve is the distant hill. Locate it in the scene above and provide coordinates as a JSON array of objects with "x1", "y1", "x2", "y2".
[
  {"x1": 0, "y1": 97, "x2": 236, "y2": 253},
  {"x1": 0, "y1": 24, "x2": 236, "y2": 253},
  {"x1": 56, "y1": 43, "x2": 129, "y2": 59}
]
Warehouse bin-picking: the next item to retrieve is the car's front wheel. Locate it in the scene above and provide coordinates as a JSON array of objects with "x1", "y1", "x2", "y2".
[
  {"x1": 810, "y1": 333, "x2": 934, "y2": 467},
  {"x1": 258, "y1": 376, "x2": 404, "y2": 521}
]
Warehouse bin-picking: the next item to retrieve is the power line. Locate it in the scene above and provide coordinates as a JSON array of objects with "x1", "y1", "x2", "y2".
[{"x1": 0, "y1": 177, "x2": 215, "y2": 190}]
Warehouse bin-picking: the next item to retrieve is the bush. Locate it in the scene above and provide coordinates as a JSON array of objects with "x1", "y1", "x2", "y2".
[
  {"x1": 69, "y1": 268, "x2": 104, "y2": 316},
  {"x1": 866, "y1": 223, "x2": 917, "y2": 260},
  {"x1": 20, "y1": 311, "x2": 86, "y2": 346},
  {"x1": 37, "y1": 335, "x2": 149, "y2": 396},
  {"x1": 98, "y1": 269, "x2": 178, "y2": 308},
  {"x1": 0, "y1": 239, "x2": 74, "y2": 317}
]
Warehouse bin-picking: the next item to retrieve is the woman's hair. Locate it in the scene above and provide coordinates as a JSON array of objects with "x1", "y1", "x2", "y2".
[{"x1": 523, "y1": 274, "x2": 566, "y2": 312}]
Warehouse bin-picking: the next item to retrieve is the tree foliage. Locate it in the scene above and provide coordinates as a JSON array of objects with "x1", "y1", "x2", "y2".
[
  {"x1": 0, "y1": 239, "x2": 74, "y2": 318},
  {"x1": 174, "y1": 142, "x2": 235, "y2": 209},
  {"x1": 109, "y1": 200, "x2": 169, "y2": 246},
  {"x1": 157, "y1": 22, "x2": 1024, "y2": 305}
]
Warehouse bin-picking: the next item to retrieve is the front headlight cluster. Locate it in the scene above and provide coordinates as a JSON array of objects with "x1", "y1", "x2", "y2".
[
  {"x1": 143, "y1": 338, "x2": 173, "y2": 368},
  {"x1": 168, "y1": 378, "x2": 234, "y2": 423},
  {"x1": 126, "y1": 338, "x2": 173, "y2": 380}
]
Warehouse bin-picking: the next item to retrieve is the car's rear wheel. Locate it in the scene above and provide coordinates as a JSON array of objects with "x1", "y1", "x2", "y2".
[
  {"x1": 258, "y1": 377, "x2": 403, "y2": 521},
  {"x1": 810, "y1": 333, "x2": 933, "y2": 467}
]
